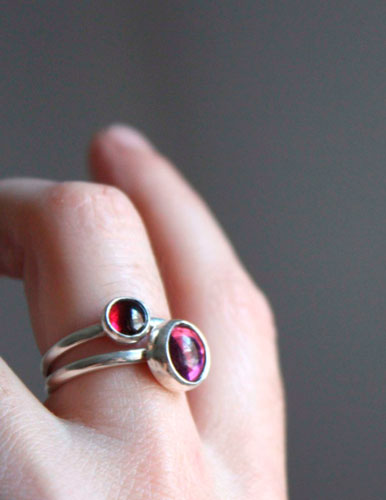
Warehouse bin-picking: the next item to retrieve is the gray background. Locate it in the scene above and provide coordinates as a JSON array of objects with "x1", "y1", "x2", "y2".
[{"x1": 1, "y1": 1, "x2": 385, "y2": 499}]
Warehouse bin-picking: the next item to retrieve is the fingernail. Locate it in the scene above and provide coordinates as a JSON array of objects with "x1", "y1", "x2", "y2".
[{"x1": 105, "y1": 124, "x2": 154, "y2": 151}]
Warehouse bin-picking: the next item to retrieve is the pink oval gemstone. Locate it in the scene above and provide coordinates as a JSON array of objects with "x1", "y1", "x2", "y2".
[
  {"x1": 108, "y1": 299, "x2": 145, "y2": 335},
  {"x1": 168, "y1": 325, "x2": 206, "y2": 382}
]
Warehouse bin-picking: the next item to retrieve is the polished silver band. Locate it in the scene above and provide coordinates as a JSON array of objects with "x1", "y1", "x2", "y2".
[
  {"x1": 41, "y1": 324, "x2": 104, "y2": 377},
  {"x1": 45, "y1": 348, "x2": 146, "y2": 393},
  {"x1": 41, "y1": 318, "x2": 163, "y2": 377},
  {"x1": 41, "y1": 297, "x2": 210, "y2": 393}
]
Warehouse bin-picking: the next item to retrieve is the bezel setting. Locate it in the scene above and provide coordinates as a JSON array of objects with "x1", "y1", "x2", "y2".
[
  {"x1": 146, "y1": 319, "x2": 210, "y2": 392},
  {"x1": 102, "y1": 297, "x2": 151, "y2": 344}
]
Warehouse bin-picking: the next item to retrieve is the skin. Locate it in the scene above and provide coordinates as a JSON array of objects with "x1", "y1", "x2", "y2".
[{"x1": 0, "y1": 125, "x2": 287, "y2": 500}]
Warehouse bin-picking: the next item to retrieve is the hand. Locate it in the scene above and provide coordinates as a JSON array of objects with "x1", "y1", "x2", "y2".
[{"x1": 0, "y1": 125, "x2": 286, "y2": 499}]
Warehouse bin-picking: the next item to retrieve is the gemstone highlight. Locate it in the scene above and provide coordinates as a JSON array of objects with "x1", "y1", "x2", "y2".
[
  {"x1": 108, "y1": 299, "x2": 146, "y2": 336},
  {"x1": 168, "y1": 325, "x2": 206, "y2": 382}
]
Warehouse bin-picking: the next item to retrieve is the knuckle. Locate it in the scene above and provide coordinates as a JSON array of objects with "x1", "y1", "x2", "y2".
[
  {"x1": 250, "y1": 286, "x2": 276, "y2": 336},
  {"x1": 41, "y1": 181, "x2": 128, "y2": 217},
  {"x1": 33, "y1": 181, "x2": 136, "y2": 237},
  {"x1": 210, "y1": 271, "x2": 277, "y2": 340}
]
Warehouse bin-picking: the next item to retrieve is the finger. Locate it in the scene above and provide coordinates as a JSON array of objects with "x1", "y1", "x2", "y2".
[
  {"x1": 0, "y1": 357, "x2": 61, "y2": 498},
  {"x1": 89, "y1": 126, "x2": 286, "y2": 483},
  {"x1": 0, "y1": 356, "x2": 154, "y2": 500},
  {"x1": 0, "y1": 178, "x2": 196, "y2": 444}
]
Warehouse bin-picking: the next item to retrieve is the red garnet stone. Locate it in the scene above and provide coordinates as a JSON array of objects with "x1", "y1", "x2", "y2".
[
  {"x1": 168, "y1": 325, "x2": 206, "y2": 382},
  {"x1": 108, "y1": 299, "x2": 146, "y2": 336}
]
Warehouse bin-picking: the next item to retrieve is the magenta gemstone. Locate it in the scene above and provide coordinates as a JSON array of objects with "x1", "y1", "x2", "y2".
[
  {"x1": 168, "y1": 325, "x2": 206, "y2": 382},
  {"x1": 108, "y1": 299, "x2": 145, "y2": 335}
]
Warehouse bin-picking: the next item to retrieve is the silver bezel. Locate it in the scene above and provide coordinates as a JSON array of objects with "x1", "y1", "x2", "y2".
[
  {"x1": 102, "y1": 297, "x2": 151, "y2": 344},
  {"x1": 146, "y1": 319, "x2": 211, "y2": 392}
]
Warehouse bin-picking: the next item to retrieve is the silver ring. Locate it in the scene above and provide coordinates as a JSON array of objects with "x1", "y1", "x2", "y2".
[
  {"x1": 41, "y1": 297, "x2": 160, "y2": 377},
  {"x1": 42, "y1": 297, "x2": 211, "y2": 393}
]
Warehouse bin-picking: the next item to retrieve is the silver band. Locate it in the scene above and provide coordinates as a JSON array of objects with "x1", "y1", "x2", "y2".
[
  {"x1": 42, "y1": 297, "x2": 211, "y2": 393},
  {"x1": 45, "y1": 348, "x2": 146, "y2": 393},
  {"x1": 41, "y1": 318, "x2": 164, "y2": 377},
  {"x1": 41, "y1": 324, "x2": 104, "y2": 377}
]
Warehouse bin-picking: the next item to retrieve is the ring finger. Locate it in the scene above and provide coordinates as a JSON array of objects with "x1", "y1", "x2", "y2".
[{"x1": 0, "y1": 178, "x2": 195, "y2": 439}]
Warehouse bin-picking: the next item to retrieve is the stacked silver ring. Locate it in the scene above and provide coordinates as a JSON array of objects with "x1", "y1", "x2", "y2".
[{"x1": 42, "y1": 297, "x2": 210, "y2": 393}]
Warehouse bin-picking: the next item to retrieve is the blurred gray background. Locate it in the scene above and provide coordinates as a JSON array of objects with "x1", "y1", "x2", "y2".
[{"x1": 1, "y1": 1, "x2": 386, "y2": 498}]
